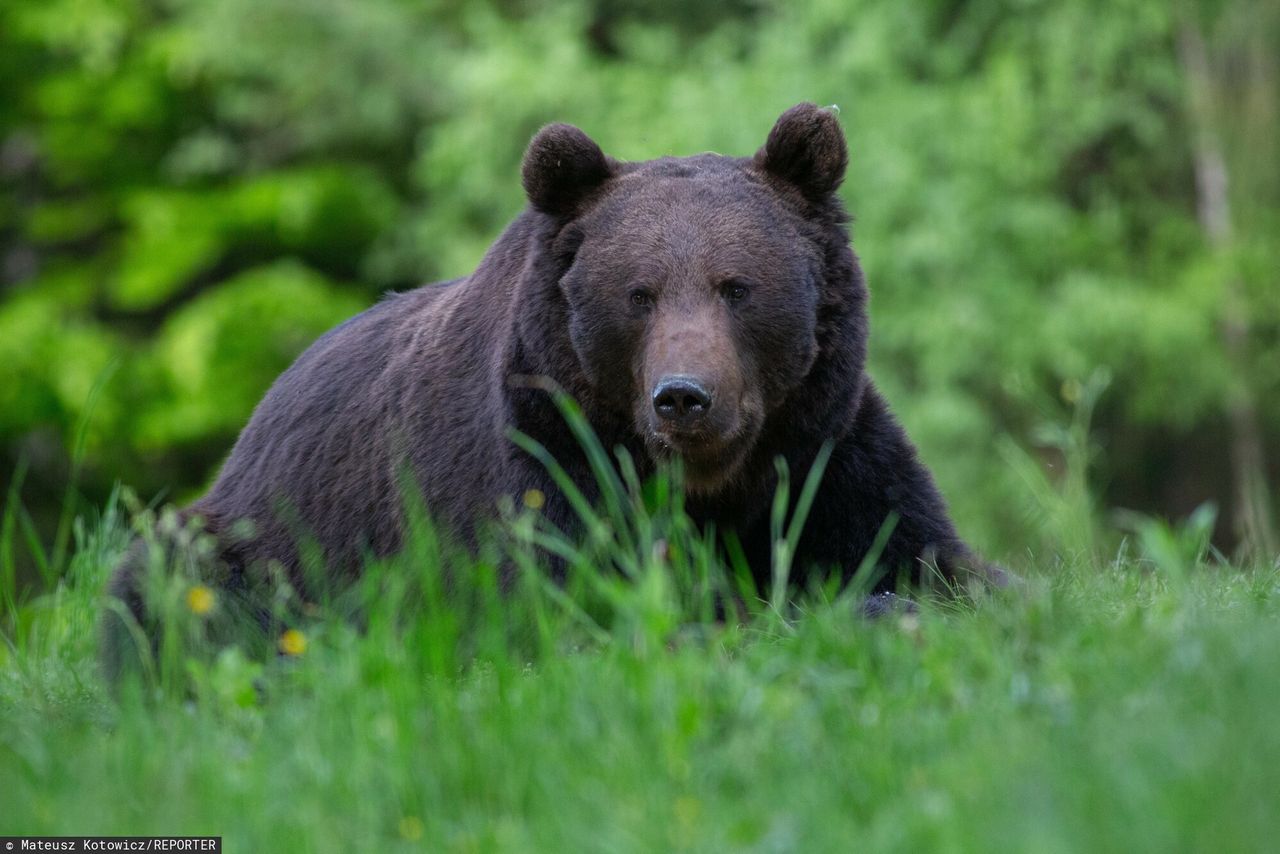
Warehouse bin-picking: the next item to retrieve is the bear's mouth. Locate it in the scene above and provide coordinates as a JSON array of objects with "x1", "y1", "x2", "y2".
[{"x1": 642, "y1": 421, "x2": 758, "y2": 495}]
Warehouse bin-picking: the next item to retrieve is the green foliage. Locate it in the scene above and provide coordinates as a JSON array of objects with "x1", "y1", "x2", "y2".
[
  {"x1": 2, "y1": 0, "x2": 1278, "y2": 575},
  {"x1": 1118, "y1": 502, "x2": 1221, "y2": 581}
]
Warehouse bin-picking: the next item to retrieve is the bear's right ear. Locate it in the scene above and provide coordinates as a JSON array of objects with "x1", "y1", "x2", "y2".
[
  {"x1": 755, "y1": 103, "x2": 848, "y2": 201},
  {"x1": 522, "y1": 123, "x2": 613, "y2": 218}
]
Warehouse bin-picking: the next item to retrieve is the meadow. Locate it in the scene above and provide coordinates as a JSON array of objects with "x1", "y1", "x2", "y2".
[{"x1": 2, "y1": 423, "x2": 1279, "y2": 851}]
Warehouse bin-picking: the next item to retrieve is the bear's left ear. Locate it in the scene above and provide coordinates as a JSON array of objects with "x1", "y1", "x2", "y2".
[
  {"x1": 755, "y1": 103, "x2": 848, "y2": 201},
  {"x1": 522, "y1": 123, "x2": 613, "y2": 218}
]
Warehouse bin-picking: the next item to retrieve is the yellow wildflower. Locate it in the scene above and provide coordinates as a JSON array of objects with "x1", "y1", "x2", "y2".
[
  {"x1": 279, "y1": 628, "x2": 308, "y2": 656},
  {"x1": 186, "y1": 585, "x2": 215, "y2": 615},
  {"x1": 522, "y1": 488, "x2": 545, "y2": 510}
]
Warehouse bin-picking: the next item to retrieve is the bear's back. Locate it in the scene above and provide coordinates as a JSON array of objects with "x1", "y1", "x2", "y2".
[{"x1": 193, "y1": 276, "x2": 493, "y2": 578}]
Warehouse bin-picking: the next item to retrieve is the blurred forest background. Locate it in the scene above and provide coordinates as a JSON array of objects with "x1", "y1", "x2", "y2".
[{"x1": 1, "y1": 0, "x2": 1277, "y2": 591}]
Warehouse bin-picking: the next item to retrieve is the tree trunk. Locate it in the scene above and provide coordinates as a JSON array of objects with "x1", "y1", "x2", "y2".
[{"x1": 1178, "y1": 19, "x2": 1278, "y2": 560}]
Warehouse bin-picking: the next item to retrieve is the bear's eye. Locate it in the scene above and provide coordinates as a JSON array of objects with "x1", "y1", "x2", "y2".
[
  {"x1": 721, "y1": 280, "x2": 750, "y2": 302},
  {"x1": 629, "y1": 289, "x2": 654, "y2": 308}
]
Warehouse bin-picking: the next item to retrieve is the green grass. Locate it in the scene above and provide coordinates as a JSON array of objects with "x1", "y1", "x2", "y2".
[
  {"x1": 2, "y1": 499, "x2": 1279, "y2": 853},
  {"x1": 2, "y1": 531, "x2": 1279, "y2": 852},
  {"x1": 2, "y1": 400, "x2": 1279, "y2": 851}
]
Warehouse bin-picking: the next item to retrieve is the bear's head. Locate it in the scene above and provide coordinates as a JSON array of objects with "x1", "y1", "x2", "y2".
[{"x1": 519, "y1": 104, "x2": 866, "y2": 496}]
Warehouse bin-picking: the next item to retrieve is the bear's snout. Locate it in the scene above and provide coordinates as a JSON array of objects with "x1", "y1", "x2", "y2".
[
  {"x1": 652, "y1": 375, "x2": 713, "y2": 427},
  {"x1": 640, "y1": 308, "x2": 747, "y2": 454}
]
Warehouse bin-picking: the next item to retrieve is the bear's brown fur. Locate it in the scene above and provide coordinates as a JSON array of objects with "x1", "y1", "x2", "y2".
[{"x1": 103, "y1": 104, "x2": 1002, "y2": 680}]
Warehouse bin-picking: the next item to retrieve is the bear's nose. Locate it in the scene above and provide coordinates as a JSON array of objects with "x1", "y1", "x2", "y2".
[{"x1": 652, "y1": 376, "x2": 713, "y2": 425}]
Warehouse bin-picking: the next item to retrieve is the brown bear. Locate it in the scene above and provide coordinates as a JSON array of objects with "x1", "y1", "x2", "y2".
[{"x1": 103, "y1": 104, "x2": 1002, "y2": 678}]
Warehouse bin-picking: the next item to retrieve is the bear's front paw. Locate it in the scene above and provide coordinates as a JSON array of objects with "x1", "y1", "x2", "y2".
[{"x1": 860, "y1": 591, "x2": 919, "y2": 619}]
